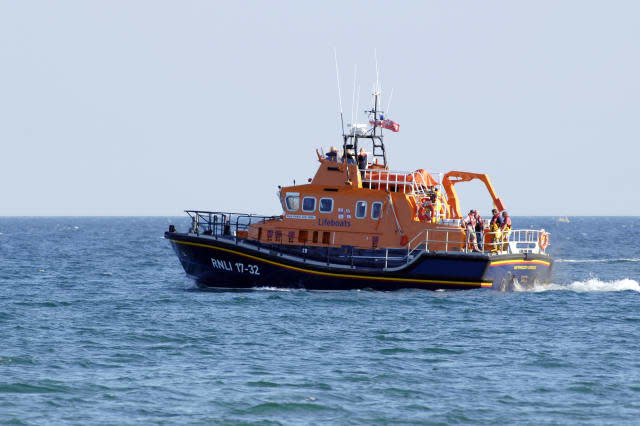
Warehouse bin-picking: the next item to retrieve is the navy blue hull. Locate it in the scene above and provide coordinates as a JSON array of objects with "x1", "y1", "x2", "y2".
[{"x1": 166, "y1": 233, "x2": 553, "y2": 291}]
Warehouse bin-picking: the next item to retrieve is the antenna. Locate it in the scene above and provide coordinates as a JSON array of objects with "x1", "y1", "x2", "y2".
[
  {"x1": 333, "y1": 47, "x2": 345, "y2": 136},
  {"x1": 350, "y1": 64, "x2": 357, "y2": 133},
  {"x1": 386, "y1": 88, "x2": 394, "y2": 116},
  {"x1": 374, "y1": 48, "x2": 380, "y2": 94},
  {"x1": 371, "y1": 83, "x2": 377, "y2": 115},
  {"x1": 355, "y1": 84, "x2": 361, "y2": 125}
]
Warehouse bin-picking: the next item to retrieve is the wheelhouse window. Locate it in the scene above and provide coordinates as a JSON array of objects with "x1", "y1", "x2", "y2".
[
  {"x1": 355, "y1": 201, "x2": 367, "y2": 219},
  {"x1": 302, "y1": 197, "x2": 316, "y2": 212},
  {"x1": 285, "y1": 192, "x2": 300, "y2": 211},
  {"x1": 371, "y1": 202, "x2": 383, "y2": 219},
  {"x1": 319, "y1": 198, "x2": 333, "y2": 213}
]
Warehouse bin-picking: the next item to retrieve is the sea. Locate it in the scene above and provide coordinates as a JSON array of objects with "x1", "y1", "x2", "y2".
[{"x1": 1, "y1": 216, "x2": 639, "y2": 425}]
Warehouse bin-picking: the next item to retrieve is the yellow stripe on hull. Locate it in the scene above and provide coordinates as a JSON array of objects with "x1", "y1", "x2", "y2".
[
  {"x1": 170, "y1": 239, "x2": 492, "y2": 288},
  {"x1": 490, "y1": 259, "x2": 551, "y2": 267}
]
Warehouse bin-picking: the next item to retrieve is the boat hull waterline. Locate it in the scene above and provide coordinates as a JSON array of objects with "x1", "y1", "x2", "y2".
[{"x1": 167, "y1": 233, "x2": 552, "y2": 291}]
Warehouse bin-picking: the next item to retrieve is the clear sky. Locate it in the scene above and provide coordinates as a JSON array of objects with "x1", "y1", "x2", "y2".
[{"x1": 1, "y1": 1, "x2": 638, "y2": 216}]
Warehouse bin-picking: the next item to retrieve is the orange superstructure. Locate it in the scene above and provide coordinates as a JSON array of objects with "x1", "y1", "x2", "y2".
[{"x1": 245, "y1": 154, "x2": 505, "y2": 253}]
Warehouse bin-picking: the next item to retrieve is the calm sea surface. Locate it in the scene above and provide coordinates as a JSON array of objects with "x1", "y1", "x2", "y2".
[{"x1": 1, "y1": 217, "x2": 639, "y2": 425}]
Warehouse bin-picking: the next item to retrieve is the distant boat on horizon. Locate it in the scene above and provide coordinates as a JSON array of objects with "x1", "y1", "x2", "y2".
[{"x1": 557, "y1": 216, "x2": 570, "y2": 223}]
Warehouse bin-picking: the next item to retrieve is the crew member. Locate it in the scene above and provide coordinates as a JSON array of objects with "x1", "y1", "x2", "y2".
[
  {"x1": 461, "y1": 209, "x2": 480, "y2": 252},
  {"x1": 433, "y1": 187, "x2": 449, "y2": 222},
  {"x1": 500, "y1": 211, "x2": 512, "y2": 251},
  {"x1": 357, "y1": 147, "x2": 368, "y2": 169},
  {"x1": 357, "y1": 147, "x2": 368, "y2": 179},
  {"x1": 474, "y1": 210, "x2": 484, "y2": 251},
  {"x1": 433, "y1": 187, "x2": 441, "y2": 223},
  {"x1": 489, "y1": 208, "x2": 503, "y2": 252},
  {"x1": 429, "y1": 199, "x2": 437, "y2": 223},
  {"x1": 429, "y1": 187, "x2": 436, "y2": 202},
  {"x1": 223, "y1": 216, "x2": 231, "y2": 236},
  {"x1": 326, "y1": 146, "x2": 338, "y2": 162},
  {"x1": 344, "y1": 147, "x2": 356, "y2": 164}
]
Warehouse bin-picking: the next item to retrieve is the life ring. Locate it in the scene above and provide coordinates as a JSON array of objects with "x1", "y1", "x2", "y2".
[
  {"x1": 418, "y1": 205, "x2": 427, "y2": 221},
  {"x1": 538, "y1": 231, "x2": 549, "y2": 250},
  {"x1": 418, "y1": 203, "x2": 432, "y2": 222}
]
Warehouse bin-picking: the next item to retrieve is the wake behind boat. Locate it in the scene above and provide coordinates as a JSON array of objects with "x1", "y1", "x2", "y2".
[{"x1": 165, "y1": 89, "x2": 552, "y2": 291}]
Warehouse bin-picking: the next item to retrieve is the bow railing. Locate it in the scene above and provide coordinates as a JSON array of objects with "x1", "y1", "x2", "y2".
[{"x1": 185, "y1": 210, "x2": 281, "y2": 242}]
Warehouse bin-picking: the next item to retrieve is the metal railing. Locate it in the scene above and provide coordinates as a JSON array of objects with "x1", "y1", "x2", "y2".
[
  {"x1": 406, "y1": 227, "x2": 458, "y2": 259},
  {"x1": 179, "y1": 211, "x2": 549, "y2": 271},
  {"x1": 406, "y1": 227, "x2": 550, "y2": 258},
  {"x1": 360, "y1": 169, "x2": 439, "y2": 195},
  {"x1": 185, "y1": 210, "x2": 281, "y2": 243}
]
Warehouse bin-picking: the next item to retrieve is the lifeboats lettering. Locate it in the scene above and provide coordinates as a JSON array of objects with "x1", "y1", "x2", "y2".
[
  {"x1": 514, "y1": 265, "x2": 537, "y2": 270},
  {"x1": 318, "y1": 218, "x2": 351, "y2": 227}
]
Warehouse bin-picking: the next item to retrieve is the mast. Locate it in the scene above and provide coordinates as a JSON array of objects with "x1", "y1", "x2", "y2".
[
  {"x1": 337, "y1": 90, "x2": 389, "y2": 169},
  {"x1": 366, "y1": 91, "x2": 388, "y2": 168}
]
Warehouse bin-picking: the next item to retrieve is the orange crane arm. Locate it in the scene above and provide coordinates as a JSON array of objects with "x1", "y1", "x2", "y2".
[{"x1": 441, "y1": 171, "x2": 506, "y2": 219}]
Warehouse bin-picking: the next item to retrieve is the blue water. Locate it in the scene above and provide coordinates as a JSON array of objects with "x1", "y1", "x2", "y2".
[{"x1": 1, "y1": 217, "x2": 639, "y2": 424}]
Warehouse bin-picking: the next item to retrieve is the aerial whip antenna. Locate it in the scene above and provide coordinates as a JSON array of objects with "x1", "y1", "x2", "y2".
[
  {"x1": 374, "y1": 49, "x2": 383, "y2": 121},
  {"x1": 351, "y1": 64, "x2": 357, "y2": 132},
  {"x1": 386, "y1": 88, "x2": 394, "y2": 116},
  {"x1": 374, "y1": 48, "x2": 380, "y2": 94},
  {"x1": 355, "y1": 84, "x2": 361, "y2": 126},
  {"x1": 333, "y1": 47, "x2": 351, "y2": 184},
  {"x1": 333, "y1": 47, "x2": 345, "y2": 136}
]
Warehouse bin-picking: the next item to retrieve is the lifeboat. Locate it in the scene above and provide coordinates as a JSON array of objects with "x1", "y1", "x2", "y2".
[{"x1": 165, "y1": 89, "x2": 553, "y2": 292}]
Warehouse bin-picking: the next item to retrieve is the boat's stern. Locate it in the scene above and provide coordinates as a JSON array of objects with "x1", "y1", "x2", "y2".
[{"x1": 483, "y1": 254, "x2": 553, "y2": 291}]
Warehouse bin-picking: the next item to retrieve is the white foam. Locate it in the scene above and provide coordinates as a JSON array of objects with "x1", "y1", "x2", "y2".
[
  {"x1": 522, "y1": 278, "x2": 640, "y2": 293},
  {"x1": 252, "y1": 286, "x2": 302, "y2": 292}
]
